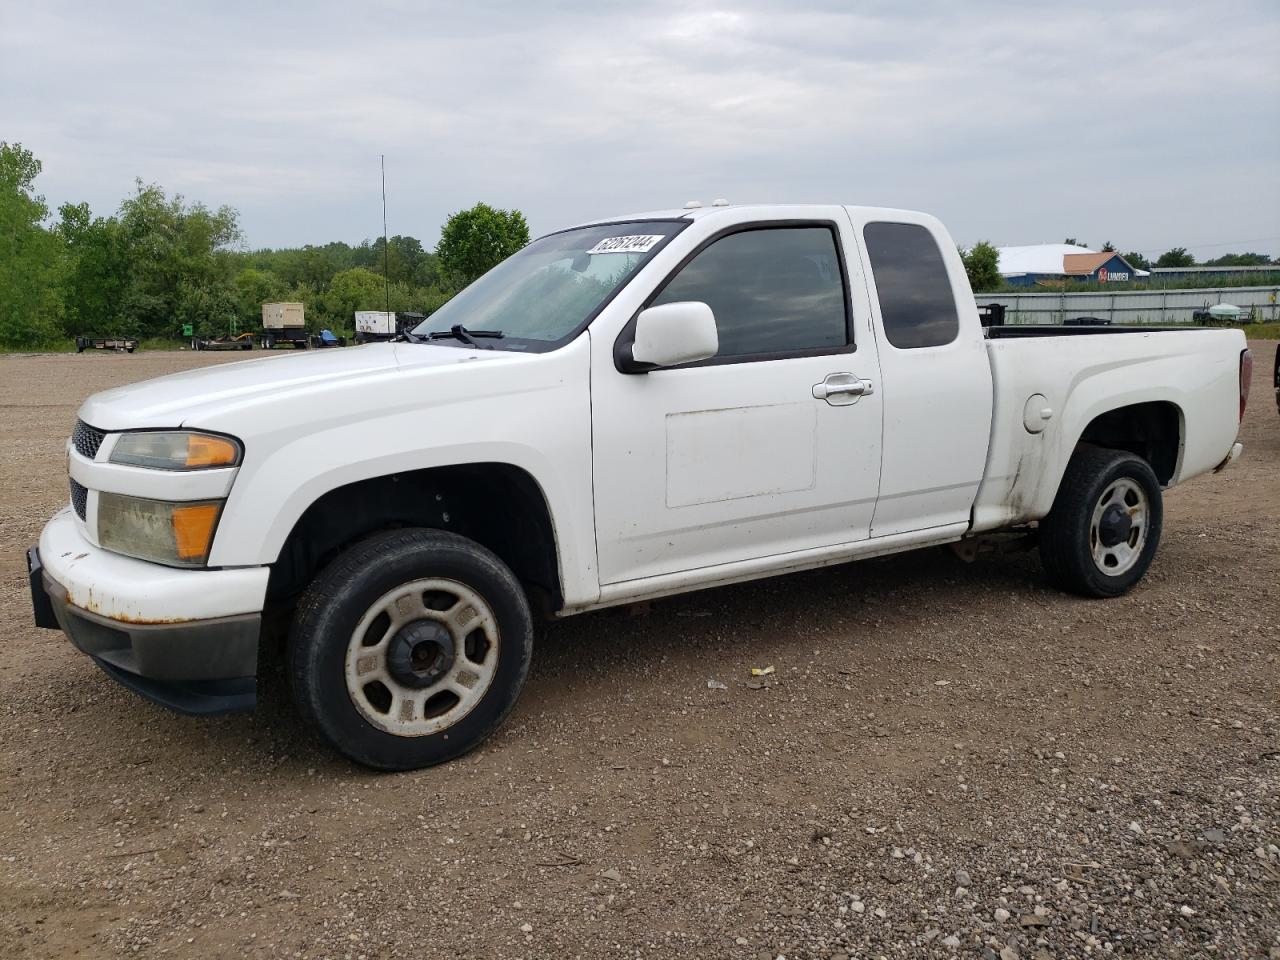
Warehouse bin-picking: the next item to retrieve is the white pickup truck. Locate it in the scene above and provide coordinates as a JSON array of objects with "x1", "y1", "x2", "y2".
[{"x1": 29, "y1": 203, "x2": 1253, "y2": 770}]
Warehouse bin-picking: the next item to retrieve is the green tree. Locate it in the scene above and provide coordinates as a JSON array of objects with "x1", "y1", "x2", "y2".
[
  {"x1": 436, "y1": 202, "x2": 529, "y2": 288},
  {"x1": 232, "y1": 267, "x2": 288, "y2": 324},
  {"x1": 360, "y1": 234, "x2": 435, "y2": 286},
  {"x1": 1101, "y1": 240, "x2": 1116, "y2": 252},
  {"x1": 1063, "y1": 237, "x2": 1083, "y2": 247},
  {"x1": 176, "y1": 278, "x2": 239, "y2": 338},
  {"x1": 1203, "y1": 252, "x2": 1271, "y2": 267},
  {"x1": 0, "y1": 142, "x2": 62, "y2": 344},
  {"x1": 114, "y1": 180, "x2": 242, "y2": 336},
  {"x1": 960, "y1": 240, "x2": 1001, "y2": 292},
  {"x1": 409, "y1": 240, "x2": 440, "y2": 286},
  {"x1": 273, "y1": 242, "x2": 358, "y2": 288},
  {"x1": 1155, "y1": 247, "x2": 1195, "y2": 268},
  {"x1": 1122, "y1": 250, "x2": 1151, "y2": 270},
  {"x1": 317, "y1": 267, "x2": 387, "y2": 330},
  {"x1": 57, "y1": 201, "x2": 129, "y2": 336}
]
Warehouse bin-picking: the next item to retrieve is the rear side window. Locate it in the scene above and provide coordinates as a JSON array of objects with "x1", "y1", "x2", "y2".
[
  {"x1": 863, "y1": 221, "x2": 959, "y2": 349},
  {"x1": 652, "y1": 226, "x2": 849, "y2": 359}
]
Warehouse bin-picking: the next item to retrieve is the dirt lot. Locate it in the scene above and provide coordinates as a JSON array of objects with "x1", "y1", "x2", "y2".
[{"x1": 0, "y1": 346, "x2": 1277, "y2": 960}]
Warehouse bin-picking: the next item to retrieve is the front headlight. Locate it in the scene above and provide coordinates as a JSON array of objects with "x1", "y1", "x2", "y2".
[
  {"x1": 97, "y1": 493, "x2": 224, "y2": 567},
  {"x1": 109, "y1": 431, "x2": 242, "y2": 470}
]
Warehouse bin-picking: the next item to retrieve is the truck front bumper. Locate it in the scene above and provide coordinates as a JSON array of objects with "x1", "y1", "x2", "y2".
[{"x1": 30, "y1": 509, "x2": 270, "y2": 715}]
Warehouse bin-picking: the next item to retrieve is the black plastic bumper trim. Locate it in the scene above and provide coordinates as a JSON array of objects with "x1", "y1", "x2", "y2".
[
  {"x1": 27, "y1": 547, "x2": 60, "y2": 629},
  {"x1": 40, "y1": 568, "x2": 260, "y2": 715},
  {"x1": 93, "y1": 658, "x2": 256, "y2": 715}
]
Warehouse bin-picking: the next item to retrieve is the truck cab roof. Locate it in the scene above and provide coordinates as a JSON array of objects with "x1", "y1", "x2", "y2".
[{"x1": 571, "y1": 202, "x2": 932, "y2": 229}]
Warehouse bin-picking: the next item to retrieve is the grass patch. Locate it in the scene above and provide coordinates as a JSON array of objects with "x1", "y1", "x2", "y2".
[
  {"x1": 1241, "y1": 322, "x2": 1280, "y2": 340},
  {"x1": 1, "y1": 340, "x2": 78, "y2": 354}
]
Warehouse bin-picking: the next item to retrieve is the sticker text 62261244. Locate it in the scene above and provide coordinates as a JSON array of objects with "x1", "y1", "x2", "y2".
[{"x1": 587, "y1": 235, "x2": 664, "y2": 256}]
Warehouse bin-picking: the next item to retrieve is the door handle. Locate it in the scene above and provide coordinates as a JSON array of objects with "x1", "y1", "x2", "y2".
[{"x1": 812, "y1": 373, "x2": 874, "y2": 405}]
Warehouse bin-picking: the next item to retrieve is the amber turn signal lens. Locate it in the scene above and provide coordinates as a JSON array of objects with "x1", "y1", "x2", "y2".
[
  {"x1": 185, "y1": 434, "x2": 239, "y2": 468},
  {"x1": 172, "y1": 503, "x2": 221, "y2": 561},
  {"x1": 98, "y1": 494, "x2": 225, "y2": 567},
  {"x1": 110, "y1": 431, "x2": 242, "y2": 471}
]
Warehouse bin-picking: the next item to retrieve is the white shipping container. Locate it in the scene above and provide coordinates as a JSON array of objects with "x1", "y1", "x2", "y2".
[
  {"x1": 355, "y1": 311, "x2": 397, "y2": 335},
  {"x1": 262, "y1": 302, "x2": 305, "y2": 329}
]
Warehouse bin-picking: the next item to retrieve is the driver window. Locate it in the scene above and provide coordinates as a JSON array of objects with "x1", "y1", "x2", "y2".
[{"x1": 652, "y1": 226, "x2": 849, "y2": 360}]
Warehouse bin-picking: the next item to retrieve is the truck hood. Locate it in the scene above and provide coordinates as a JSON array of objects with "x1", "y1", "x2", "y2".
[{"x1": 78, "y1": 343, "x2": 510, "y2": 430}]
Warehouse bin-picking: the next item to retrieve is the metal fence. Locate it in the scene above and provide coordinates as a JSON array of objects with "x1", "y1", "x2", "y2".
[{"x1": 975, "y1": 285, "x2": 1280, "y2": 325}]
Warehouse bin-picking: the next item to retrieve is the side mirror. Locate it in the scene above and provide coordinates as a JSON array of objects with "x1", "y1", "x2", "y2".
[{"x1": 623, "y1": 302, "x2": 718, "y2": 372}]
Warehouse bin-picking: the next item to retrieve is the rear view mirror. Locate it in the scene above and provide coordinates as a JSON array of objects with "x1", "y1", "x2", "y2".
[{"x1": 623, "y1": 302, "x2": 718, "y2": 372}]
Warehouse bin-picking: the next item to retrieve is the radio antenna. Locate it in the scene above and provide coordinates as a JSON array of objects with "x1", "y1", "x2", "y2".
[{"x1": 381, "y1": 154, "x2": 391, "y2": 317}]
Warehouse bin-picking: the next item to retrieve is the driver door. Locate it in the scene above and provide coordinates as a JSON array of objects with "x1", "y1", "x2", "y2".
[{"x1": 590, "y1": 214, "x2": 884, "y2": 585}]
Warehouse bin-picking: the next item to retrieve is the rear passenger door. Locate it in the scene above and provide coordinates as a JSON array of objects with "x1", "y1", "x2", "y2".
[
  {"x1": 590, "y1": 211, "x2": 884, "y2": 585},
  {"x1": 845, "y1": 209, "x2": 994, "y2": 537}
]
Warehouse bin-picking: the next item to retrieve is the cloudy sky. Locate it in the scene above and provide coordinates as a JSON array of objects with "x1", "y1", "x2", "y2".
[{"x1": 3, "y1": 0, "x2": 1278, "y2": 258}]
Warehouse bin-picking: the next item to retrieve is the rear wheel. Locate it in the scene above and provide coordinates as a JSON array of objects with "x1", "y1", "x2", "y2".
[
  {"x1": 1039, "y1": 447, "x2": 1163, "y2": 598},
  {"x1": 289, "y1": 529, "x2": 533, "y2": 770}
]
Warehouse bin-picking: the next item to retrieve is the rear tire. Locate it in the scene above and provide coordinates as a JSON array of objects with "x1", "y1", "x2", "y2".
[
  {"x1": 1040, "y1": 447, "x2": 1163, "y2": 598},
  {"x1": 289, "y1": 529, "x2": 533, "y2": 770}
]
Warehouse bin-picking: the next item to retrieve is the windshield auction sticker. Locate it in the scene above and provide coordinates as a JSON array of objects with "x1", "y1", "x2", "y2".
[{"x1": 587, "y1": 235, "x2": 664, "y2": 255}]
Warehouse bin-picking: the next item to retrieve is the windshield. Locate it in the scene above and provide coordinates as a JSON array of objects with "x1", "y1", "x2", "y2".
[{"x1": 410, "y1": 220, "x2": 686, "y2": 350}]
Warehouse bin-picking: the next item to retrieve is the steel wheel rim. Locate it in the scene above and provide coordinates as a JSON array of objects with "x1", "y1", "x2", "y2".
[
  {"x1": 345, "y1": 578, "x2": 500, "y2": 736},
  {"x1": 1088, "y1": 478, "x2": 1148, "y2": 576}
]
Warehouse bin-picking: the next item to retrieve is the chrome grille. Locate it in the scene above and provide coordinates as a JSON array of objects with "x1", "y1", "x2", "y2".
[
  {"x1": 72, "y1": 419, "x2": 107, "y2": 460},
  {"x1": 69, "y1": 478, "x2": 89, "y2": 520}
]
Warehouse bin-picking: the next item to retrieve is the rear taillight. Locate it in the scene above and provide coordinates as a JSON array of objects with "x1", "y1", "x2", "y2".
[{"x1": 1239, "y1": 348, "x2": 1252, "y2": 422}]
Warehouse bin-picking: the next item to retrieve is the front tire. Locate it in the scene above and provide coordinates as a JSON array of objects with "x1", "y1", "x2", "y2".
[
  {"x1": 289, "y1": 529, "x2": 533, "y2": 770},
  {"x1": 1039, "y1": 447, "x2": 1163, "y2": 598}
]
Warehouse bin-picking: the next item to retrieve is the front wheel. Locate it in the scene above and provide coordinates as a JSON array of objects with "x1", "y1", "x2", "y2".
[
  {"x1": 289, "y1": 529, "x2": 533, "y2": 770},
  {"x1": 1039, "y1": 447, "x2": 1163, "y2": 598}
]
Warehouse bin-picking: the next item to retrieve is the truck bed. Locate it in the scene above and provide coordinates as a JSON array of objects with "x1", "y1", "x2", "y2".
[{"x1": 971, "y1": 326, "x2": 1245, "y2": 534}]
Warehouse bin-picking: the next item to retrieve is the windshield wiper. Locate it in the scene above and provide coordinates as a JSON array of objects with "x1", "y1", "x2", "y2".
[{"x1": 427, "y1": 324, "x2": 505, "y2": 347}]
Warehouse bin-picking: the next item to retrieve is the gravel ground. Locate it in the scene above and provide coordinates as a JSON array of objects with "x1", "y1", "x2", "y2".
[{"x1": 0, "y1": 346, "x2": 1277, "y2": 960}]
